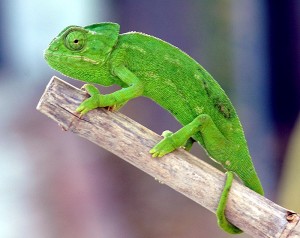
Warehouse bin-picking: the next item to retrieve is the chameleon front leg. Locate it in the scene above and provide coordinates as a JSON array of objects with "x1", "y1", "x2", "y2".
[
  {"x1": 150, "y1": 114, "x2": 242, "y2": 234},
  {"x1": 76, "y1": 65, "x2": 144, "y2": 116}
]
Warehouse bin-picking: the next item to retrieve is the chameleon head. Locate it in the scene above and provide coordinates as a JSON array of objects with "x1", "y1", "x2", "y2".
[{"x1": 44, "y1": 22, "x2": 120, "y2": 85}]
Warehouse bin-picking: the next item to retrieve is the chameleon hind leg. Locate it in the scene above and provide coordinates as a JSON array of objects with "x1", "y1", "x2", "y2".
[
  {"x1": 150, "y1": 114, "x2": 224, "y2": 158},
  {"x1": 150, "y1": 114, "x2": 242, "y2": 234}
]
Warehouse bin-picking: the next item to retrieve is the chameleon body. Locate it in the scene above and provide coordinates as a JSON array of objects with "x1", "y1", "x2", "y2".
[{"x1": 44, "y1": 22, "x2": 264, "y2": 234}]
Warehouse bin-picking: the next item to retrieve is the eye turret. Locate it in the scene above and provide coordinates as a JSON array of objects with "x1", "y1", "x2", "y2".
[{"x1": 64, "y1": 29, "x2": 86, "y2": 51}]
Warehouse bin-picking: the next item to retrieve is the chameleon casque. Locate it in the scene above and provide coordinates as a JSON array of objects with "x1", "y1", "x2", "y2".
[{"x1": 44, "y1": 22, "x2": 264, "y2": 234}]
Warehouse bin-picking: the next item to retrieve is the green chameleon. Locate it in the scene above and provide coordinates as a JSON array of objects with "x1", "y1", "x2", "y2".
[{"x1": 44, "y1": 22, "x2": 264, "y2": 234}]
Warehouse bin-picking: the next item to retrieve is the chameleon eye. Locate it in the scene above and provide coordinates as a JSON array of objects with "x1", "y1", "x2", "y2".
[{"x1": 64, "y1": 30, "x2": 86, "y2": 51}]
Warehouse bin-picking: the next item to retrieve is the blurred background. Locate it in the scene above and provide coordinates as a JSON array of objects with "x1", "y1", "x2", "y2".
[{"x1": 0, "y1": 0, "x2": 299, "y2": 237}]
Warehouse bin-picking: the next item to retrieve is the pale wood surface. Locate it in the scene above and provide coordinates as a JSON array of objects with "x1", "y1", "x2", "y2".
[{"x1": 36, "y1": 76, "x2": 300, "y2": 238}]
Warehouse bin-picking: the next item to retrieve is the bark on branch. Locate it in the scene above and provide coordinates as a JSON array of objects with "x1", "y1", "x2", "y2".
[{"x1": 36, "y1": 76, "x2": 300, "y2": 238}]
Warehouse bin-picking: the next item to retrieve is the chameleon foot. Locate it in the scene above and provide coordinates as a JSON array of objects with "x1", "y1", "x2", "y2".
[
  {"x1": 76, "y1": 84, "x2": 101, "y2": 117},
  {"x1": 149, "y1": 130, "x2": 176, "y2": 157}
]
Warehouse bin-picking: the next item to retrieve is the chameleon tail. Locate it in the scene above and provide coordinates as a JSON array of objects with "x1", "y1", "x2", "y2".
[{"x1": 217, "y1": 172, "x2": 243, "y2": 234}]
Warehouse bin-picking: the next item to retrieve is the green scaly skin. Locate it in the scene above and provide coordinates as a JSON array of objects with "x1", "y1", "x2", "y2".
[{"x1": 44, "y1": 22, "x2": 264, "y2": 234}]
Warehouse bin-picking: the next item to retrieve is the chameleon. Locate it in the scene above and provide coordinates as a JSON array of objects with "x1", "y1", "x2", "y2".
[{"x1": 44, "y1": 22, "x2": 264, "y2": 234}]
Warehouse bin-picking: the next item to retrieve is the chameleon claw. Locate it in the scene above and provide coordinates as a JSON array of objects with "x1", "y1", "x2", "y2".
[
  {"x1": 150, "y1": 151, "x2": 163, "y2": 158},
  {"x1": 149, "y1": 130, "x2": 177, "y2": 157},
  {"x1": 75, "y1": 105, "x2": 88, "y2": 118},
  {"x1": 149, "y1": 147, "x2": 169, "y2": 158},
  {"x1": 151, "y1": 152, "x2": 158, "y2": 158},
  {"x1": 149, "y1": 148, "x2": 157, "y2": 157},
  {"x1": 149, "y1": 132, "x2": 178, "y2": 158},
  {"x1": 76, "y1": 105, "x2": 84, "y2": 114},
  {"x1": 77, "y1": 109, "x2": 89, "y2": 118},
  {"x1": 149, "y1": 148, "x2": 160, "y2": 158},
  {"x1": 75, "y1": 91, "x2": 101, "y2": 116}
]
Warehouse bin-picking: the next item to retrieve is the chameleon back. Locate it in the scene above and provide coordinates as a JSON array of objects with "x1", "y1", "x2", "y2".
[{"x1": 112, "y1": 32, "x2": 264, "y2": 195}]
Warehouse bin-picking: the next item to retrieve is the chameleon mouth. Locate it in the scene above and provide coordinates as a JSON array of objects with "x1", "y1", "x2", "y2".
[
  {"x1": 44, "y1": 50, "x2": 99, "y2": 65},
  {"x1": 44, "y1": 50, "x2": 70, "y2": 62},
  {"x1": 43, "y1": 49, "x2": 51, "y2": 61},
  {"x1": 43, "y1": 49, "x2": 61, "y2": 63}
]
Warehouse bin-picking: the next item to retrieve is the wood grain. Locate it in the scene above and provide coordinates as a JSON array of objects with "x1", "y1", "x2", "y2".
[{"x1": 36, "y1": 76, "x2": 300, "y2": 238}]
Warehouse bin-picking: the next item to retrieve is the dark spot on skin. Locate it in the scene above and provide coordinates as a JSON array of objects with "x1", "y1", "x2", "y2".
[
  {"x1": 196, "y1": 68, "x2": 232, "y2": 119},
  {"x1": 201, "y1": 78, "x2": 211, "y2": 97},
  {"x1": 169, "y1": 108, "x2": 178, "y2": 116},
  {"x1": 195, "y1": 68, "x2": 212, "y2": 97},
  {"x1": 214, "y1": 99, "x2": 232, "y2": 119}
]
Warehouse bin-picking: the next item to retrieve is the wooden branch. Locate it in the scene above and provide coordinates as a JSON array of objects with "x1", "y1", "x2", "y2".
[{"x1": 37, "y1": 76, "x2": 300, "y2": 238}]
